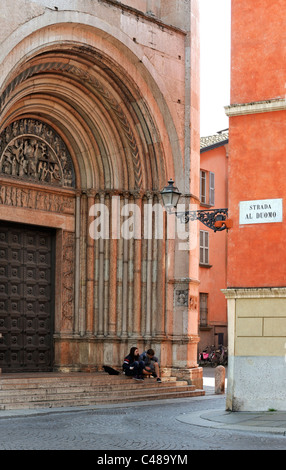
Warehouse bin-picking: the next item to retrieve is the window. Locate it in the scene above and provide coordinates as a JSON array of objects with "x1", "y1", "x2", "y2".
[
  {"x1": 200, "y1": 230, "x2": 209, "y2": 265},
  {"x1": 199, "y1": 293, "x2": 208, "y2": 327},
  {"x1": 200, "y1": 170, "x2": 206, "y2": 204},
  {"x1": 200, "y1": 170, "x2": 215, "y2": 206}
]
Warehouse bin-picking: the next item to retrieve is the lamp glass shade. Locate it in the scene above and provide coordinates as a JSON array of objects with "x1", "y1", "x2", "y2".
[{"x1": 160, "y1": 179, "x2": 181, "y2": 211}]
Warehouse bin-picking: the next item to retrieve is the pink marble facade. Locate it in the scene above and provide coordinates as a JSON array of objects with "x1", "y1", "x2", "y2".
[{"x1": 0, "y1": 0, "x2": 201, "y2": 386}]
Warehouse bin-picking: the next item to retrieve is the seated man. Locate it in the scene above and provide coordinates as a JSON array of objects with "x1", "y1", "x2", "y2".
[{"x1": 140, "y1": 349, "x2": 162, "y2": 383}]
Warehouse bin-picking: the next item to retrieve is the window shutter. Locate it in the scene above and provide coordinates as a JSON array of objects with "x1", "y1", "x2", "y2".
[
  {"x1": 200, "y1": 230, "x2": 209, "y2": 265},
  {"x1": 204, "y1": 231, "x2": 209, "y2": 264},
  {"x1": 209, "y1": 172, "x2": 215, "y2": 206},
  {"x1": 200, "y1": 230, "x2": 204, "y2": 263}
]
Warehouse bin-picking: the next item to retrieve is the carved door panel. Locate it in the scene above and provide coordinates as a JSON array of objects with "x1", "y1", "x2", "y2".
[{"x1": 0, "y1": 223, "x2": 55, "y2": 372}]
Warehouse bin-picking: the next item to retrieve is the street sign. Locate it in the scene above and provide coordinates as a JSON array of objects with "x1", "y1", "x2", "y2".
[{"x1": 239, "y1": 198, "x2": 283, "y2": 225}]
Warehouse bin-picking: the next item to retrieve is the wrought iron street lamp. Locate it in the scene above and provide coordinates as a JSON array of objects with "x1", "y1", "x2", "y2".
[{"x1": 160, "y1": 179, "x2": 232, "y2": 232}]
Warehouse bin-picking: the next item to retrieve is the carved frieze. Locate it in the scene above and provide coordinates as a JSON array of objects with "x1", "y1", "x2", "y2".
[
  {"x1": 0, "y1": 119, "x2": 75, "y2": 188},
  {"x1": 0, "y1": 183, "x2": 75, "y2": 214}
]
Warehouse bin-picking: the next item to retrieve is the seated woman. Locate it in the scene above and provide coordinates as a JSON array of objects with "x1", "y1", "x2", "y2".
[{"x1": 122, "y1": 347, "x2": 145, "y2": 381}]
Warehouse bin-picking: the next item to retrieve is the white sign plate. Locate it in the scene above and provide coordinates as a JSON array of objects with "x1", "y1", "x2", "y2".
[{"x1": 239, "y1": 198, "x2": 283, "y2": 225}]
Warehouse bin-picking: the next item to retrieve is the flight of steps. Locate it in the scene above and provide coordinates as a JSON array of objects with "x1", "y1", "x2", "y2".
[{"x1": 0, "y1": 372, "x2": 205, "y2": 410}]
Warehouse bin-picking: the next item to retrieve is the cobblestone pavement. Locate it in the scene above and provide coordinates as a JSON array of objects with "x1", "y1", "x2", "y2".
[{"x1": 0, "y1": 395, "x2": 285, "y2": 450}]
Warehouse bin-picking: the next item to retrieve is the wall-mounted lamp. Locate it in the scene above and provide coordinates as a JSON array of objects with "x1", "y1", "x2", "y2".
[{"x1": 160, "y1": 179, "x2": 233, "y2": 232}]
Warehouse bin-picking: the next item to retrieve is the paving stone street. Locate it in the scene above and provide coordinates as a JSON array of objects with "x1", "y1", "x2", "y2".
[{"x1": 0, "y1": 370, "x2": 285, "y2": 451}]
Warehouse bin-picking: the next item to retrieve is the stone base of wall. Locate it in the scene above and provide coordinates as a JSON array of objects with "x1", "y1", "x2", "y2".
[
  {"x1": 226, "y1": 356, "x2": 286, "y2": 411},
  {"x1": 171, "y1": 366, "x2": 203, "y2": 389},
  {"x1": 223, "y1": 288, "x2": 286, "y2": 411}
]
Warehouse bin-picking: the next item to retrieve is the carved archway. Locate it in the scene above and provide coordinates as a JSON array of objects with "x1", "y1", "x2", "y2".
[
  {"x1": 0, "y1": 44, "x2": 166, "y2": 192},
  {"x1": 0, "y1": 37, "x2": 178, "y2": 373}
]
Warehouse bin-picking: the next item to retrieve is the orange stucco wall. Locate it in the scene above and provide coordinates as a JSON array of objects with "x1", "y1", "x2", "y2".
[
  {"x1": 199, "y1": 144, "x2": 228, "y2": 332},
  {"x1": 231, "y1": 0, "x2": 286, "y2": 104},
  {"x1": 228, "y1": 0, "x2": 286, "y2": 288},
  {"x1": 228, "y1": 111, "x2": 286, "y2": 287}
]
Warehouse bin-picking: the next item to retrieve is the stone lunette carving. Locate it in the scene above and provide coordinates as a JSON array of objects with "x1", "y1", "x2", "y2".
[{"x1": 0, "y1": 119, "x2": 75, "y2": 188}]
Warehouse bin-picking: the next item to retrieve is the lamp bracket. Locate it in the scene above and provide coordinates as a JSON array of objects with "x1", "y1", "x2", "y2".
[{"x1": 175, "y1": 208, "x2": 229, "y2": 232}]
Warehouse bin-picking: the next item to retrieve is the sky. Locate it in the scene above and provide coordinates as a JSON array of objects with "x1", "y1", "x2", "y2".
[{"x1": 199, "y1": 0, "x2": 231, "y2": 137}]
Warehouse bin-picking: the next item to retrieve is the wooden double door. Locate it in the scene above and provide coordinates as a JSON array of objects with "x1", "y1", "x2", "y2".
[{"x1": 0, "y1": 222, "x2": 55, "y2": 372}]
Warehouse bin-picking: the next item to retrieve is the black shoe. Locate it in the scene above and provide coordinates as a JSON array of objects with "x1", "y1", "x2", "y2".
[
  {"x1": 133, "y1": 375, "x2": 144, "y2": 381},
  {"x1": 157, "y1": 377, "x2": 162, "y2": 383}
]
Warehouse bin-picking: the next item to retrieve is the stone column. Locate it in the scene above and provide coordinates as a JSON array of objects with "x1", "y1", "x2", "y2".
[
  {"x1": 74, "y1": 190, "x2": 81, "y2": 334},
  {"x1": 108, "y1": 192, "x2": 119, "y2": 337},
  {"x1": 97, "y1": 192, "x2": 106, "y2": 337},
  {"x1": 155, "y1": 198, "x2": 166, "y2": 338},
  {"x1": 103, "y1": 194, "x2": 111, "y2": 336},
  {"x1": 116, "y1": 210, "x2": 123, "y2": 337},
  {"x1": 133, "y1": 193, "x2": 142, "y2": 336},
  {"x1": 121, "y1": 194, "x2": 129, "y2": 338},
  {"x1": 93, "y1": 192, "x2": 100, "y2": 336},
  {"x1": 141, "y1": 196, "x2": 148, "y2": 338},
  {"x1": 86, "y1": 190, "x2": 95, "y2": 335},
  {"x1": 145, "y1": 193, "x2": 153, "y2": 340},
  {"x1": 79, "y1": 191, "x2": 87, "y2": 335}
]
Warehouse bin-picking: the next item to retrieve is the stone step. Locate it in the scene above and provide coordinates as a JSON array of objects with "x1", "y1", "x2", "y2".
[
  {"x1": 0, "y1": 383, "x2": 195, "y2": 401},
  {"x1": 0, "y1": 389, "x2": 205, "y2": 410},
  {"x1": 0, "y1": 377, "x2": 180, "y2": 391},
  {"x1": 0, "y1": 374, "x2": 177, "y2": 388},
  {"x1": 0, "y1": 380, "x2": 197, "y2": 393},
  {"x1": 0, "y1": 372, "x2": 205, "y2": 410},
  {"x1": 0, "y1": 382, "x2": 191, "y2": 396}
]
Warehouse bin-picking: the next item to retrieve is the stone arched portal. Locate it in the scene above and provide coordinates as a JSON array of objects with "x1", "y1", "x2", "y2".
[
  {"x1": 0, "y1": 45, "x2": 167, "y2": 190},
  {"x1": 0, "y1": 12, "x2": 201, "y2": 386}
]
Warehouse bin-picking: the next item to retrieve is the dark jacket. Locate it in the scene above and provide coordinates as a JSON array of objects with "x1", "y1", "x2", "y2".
[
  {"x1": 139, "y1": 351, "x2": 158, "y2": 366},
  {"x1": 123, "y1": 354, "x2": 134, "y2": 371},
  {"x1": 122, "y1": 354, "x2": 138, "y2": 375}
]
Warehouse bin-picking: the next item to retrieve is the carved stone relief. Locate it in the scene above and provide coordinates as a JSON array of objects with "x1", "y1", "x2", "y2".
[
  {"x1": 0, "y1": 183, "x2": 75, "y2": 214},
  {"x1": 61, "y1": 231, "x2": 75, "y2": 330},
  {"x1": 0, "y1": 119, "x2": 75, "y2": 188},
  {"x1": 175, "y1": 289, "x2": 189, "y2": 307}
]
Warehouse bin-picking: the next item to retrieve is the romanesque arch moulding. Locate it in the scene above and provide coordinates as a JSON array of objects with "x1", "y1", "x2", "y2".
[{"x1": 0, "y1": 49, "x2": 168, "y2": 191}]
